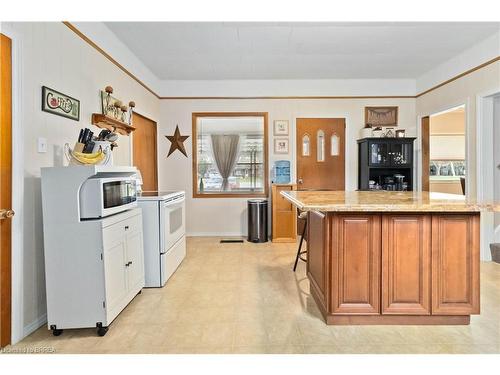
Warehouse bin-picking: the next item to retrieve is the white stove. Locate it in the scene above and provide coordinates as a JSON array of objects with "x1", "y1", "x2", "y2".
[{"x1": 137, "y1": 191, "x2": 186, "y2": 287}]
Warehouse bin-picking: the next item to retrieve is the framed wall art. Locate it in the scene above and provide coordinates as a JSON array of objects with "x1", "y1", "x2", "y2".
[
  {"x1": 273, "y1": 120, "x2": 289, "y2": 136},
  {"x1": 274, "y1": 138, "x2": 289, "y2": 154},
  {"x1": 365, "y1": 106, "x2": 398, "y2": 127},
  {"x1": 41, "y1": 86, "x2": 80, "y2": 121}
]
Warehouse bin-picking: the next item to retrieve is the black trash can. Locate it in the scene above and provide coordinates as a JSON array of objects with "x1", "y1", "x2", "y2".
[{"x1": 247, "y1": 199, "x2": 268, "y2": 243}]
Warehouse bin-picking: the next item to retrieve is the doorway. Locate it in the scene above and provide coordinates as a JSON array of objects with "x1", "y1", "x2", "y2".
[
  {"x1": 296, "y1": 118, "x2": 345, "y2": 190},
  {"x1": 422, "y1": 105, "x2": 466, "y2": 195},
  {"x1": 132, "y1": 112, "x2": 158, "y2": 191},
  {"x1": 477, "y1": 89, "x2": 500, "y2": 260},
  {"x1": 0, "y1": 33, "x2": 13, "y2": 348}
]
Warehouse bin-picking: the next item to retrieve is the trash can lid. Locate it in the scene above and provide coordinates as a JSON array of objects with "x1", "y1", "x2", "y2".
[{"x1": 248, "y1": 199, "x2": 268, "y2": 204}]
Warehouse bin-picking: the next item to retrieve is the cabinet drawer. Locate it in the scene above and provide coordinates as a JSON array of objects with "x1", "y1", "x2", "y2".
[{"x1": 103, "y1": 213, "x2": 142, "y2": 249}]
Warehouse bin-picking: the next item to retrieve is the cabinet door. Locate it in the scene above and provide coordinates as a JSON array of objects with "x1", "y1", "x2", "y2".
[
  {"x1": 431, "y1": 214, "x2": 480, "y2": 315},
  {"x1": 368, "y1": 142, "x2": 389, "y2": 166},
  {"x1": 389, "y1": 142, "x2": 412, "y2": 166},
  {"x1": 103, "y1": 240, "x2": 128, "y2": 313},
  {"x1": 272, "y1": 185, "x2": 297, "y2": 242},
  {"x1": 331, "y1": 214, "x2": 381, "y2": 314},
  {"x1": 125, "y1": 230, "x2": 145, "y2": 292},
  {"x1": 382, "y1": 215, "x2": 431, "y2": 315}
]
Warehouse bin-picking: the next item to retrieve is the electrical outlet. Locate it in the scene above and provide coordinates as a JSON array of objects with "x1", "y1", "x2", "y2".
[{"x1": 37, "y1": 137, "x2": 47, "y2": 153}]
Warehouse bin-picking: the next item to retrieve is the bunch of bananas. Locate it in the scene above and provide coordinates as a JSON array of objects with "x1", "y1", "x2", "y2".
[{"x1": 71, "y1": 149, "x2": 106, "y2": 165}]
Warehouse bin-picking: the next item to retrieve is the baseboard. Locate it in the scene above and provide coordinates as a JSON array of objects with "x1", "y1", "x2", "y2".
[
  {"x1": 186, "y1": 232, "x2": 245, "y2": 237},
  {"x1": 23, "y1": 314, "x2": 47, "y2": 338}
]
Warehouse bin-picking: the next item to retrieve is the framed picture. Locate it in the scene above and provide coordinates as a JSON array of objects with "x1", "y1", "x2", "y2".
[
  {"x1": 273, "y1": 120, "x2": 289, "y2": 136},
  {"x1": 41, "y1": 86, "x2": 80, "y2": 121},
  {"x1": 365, "y1": 106, "x2": 398, "y2": 127},
  {"x1": 274, "y1": 138, "x2": 289, "y2": 154}
]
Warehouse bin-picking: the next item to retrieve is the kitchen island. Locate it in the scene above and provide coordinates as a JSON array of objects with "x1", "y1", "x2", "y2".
[{"x1": 281, "y1": 190, "x2": 491, "y2": 325}]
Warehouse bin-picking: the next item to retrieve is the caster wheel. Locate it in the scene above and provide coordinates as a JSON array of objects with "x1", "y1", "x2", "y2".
[
  {"x1": 97, "y1": 326, "x2": 108, "y2": 337},
  {"x1": 52, "y1": 329, "x2": 63, "y2": 336}
]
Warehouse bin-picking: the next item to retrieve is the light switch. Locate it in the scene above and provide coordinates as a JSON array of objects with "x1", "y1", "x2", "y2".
[{"x1": 37, "y1": 137, "x2": 47, "y2": 153}]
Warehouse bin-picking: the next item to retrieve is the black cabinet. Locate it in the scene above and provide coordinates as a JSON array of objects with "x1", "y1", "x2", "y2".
[{"x1": 358, "y1": 137, "x2": 416, "y2": 191}]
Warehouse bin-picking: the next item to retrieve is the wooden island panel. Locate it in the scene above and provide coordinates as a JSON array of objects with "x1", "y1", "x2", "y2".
[
  {"x1": 305, "y1": 209, "x2": 480, "y2": 325},
  {"x1": 331, "y1": 214, "x2": 381, "y2": 315},
  {"x1": 382, "y1": 215, "x2": 431, "y2": 315},
  {"x1": 307, "y1": 211, "x2": 328, "y2": 310},
  {"x1": 431, "y1": 214, "x2": 480, "y2": 315}
]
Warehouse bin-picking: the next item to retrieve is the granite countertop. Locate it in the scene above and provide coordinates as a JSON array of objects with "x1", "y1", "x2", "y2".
[{"x1": 280, "y1": 190, "x2": 500, "y2": 212}]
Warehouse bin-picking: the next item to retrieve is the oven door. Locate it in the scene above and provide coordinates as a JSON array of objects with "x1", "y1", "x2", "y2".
[{"x1": 160, "y1": 196, "x2": 185, "y2": 252}]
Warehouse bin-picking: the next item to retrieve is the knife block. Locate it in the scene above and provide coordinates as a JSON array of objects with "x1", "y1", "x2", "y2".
[{"x1": 73, "y1": 142, "x2": 85, "y2": 153}]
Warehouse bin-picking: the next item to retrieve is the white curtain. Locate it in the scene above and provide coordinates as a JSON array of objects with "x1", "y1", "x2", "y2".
[{"x1": 210, "y1": 134, "x2": 240, "y2": 191}]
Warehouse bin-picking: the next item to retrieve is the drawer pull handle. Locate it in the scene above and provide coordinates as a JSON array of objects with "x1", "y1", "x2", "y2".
[
  {"x1": 125, "y1": 261, "x2": 132, "y2": 267},
  {"x1": 125, "y1": 225, "x2": 129, "y2": 230}
]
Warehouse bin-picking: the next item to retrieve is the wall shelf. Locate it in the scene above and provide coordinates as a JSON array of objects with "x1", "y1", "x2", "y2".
[{"x1": 91, "y1": 113, "x2": 136, "y2": 135}]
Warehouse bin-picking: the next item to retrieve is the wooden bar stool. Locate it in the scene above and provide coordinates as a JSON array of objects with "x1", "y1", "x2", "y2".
[{"x1": 293, "y1": 210, "x2": 308, "y2": 271}]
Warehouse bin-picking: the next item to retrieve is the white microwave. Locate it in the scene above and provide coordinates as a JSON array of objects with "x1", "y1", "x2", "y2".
[{"x1": 79, "y1": 176, "x2": 138, "y2": 219}]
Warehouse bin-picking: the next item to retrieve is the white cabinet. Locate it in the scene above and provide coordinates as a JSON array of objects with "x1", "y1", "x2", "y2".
[
  {"x1": 103, "y1": 239, "x2": 128, "y2": 317},
  {"x1": 126, "y1": 230, "x2": 145, "y2": 291},
  {"x1": 102, "y1": 213, "x2": 145, "y2": 322},
  {"x1": 41, "y1": 167, "x2": 145, "y2": 337}
]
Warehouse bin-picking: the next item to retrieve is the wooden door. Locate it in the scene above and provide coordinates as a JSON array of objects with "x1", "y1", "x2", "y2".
[
  {"x1": 132, "y1": 113, "x2": 158, "y2": 191},
  {"x1": 0, "y1": 33, "x2": 13, "y2": 348},
  {"x1": 331, "y1": 214, "x2": 381, "y2": 314},
  {"x1": 382, "y1": 215, "x2": 431, "y2": 315},
  {"x1": 296, "y1": 118, "x2": 345, "y2": 190},
  {"x1": 421, "y1": 116, "x2": 430, "y2": 191},
  {"x1": 431, "y1": 214, "x2": 480, "y2": 315}
]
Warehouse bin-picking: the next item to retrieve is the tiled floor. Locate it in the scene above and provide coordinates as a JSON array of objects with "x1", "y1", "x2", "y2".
[{"x1": 5, "y1": 237, "x2": 500, "y2": 354}]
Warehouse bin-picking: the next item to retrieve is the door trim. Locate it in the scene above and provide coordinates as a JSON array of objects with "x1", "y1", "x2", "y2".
[{"x1": 476, "y1": 87, "x2": 500, "y2": 260}]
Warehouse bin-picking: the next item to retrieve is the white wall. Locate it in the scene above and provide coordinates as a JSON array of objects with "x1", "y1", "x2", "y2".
[
  {"x1": 416, "y1": 31, "x2": 500, "y2": 94},
  {"x1": 158, "y1": 79, "x2": 416, "y2": 97},
  {"x1": 159, "y1": 98, "x2": 416, "y2": 236},
  {"x1": 1, "y1": 22, "x2": 160, "y2": 343},
  {"x1": 416, "y1": 61, "x2": 500, "y2": 199}
]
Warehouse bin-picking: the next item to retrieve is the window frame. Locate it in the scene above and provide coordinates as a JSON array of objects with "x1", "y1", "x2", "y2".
[{"x1": 191, "y1": 112, "x2": 269, "y2": 198}]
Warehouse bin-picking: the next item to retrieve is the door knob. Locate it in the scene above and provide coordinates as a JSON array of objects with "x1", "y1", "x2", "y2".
[
  {"x1": 298, "y1": 178, "x2": 303, "y2": 184},
  {"x1": 0, "y1": 209, "x2": 15, "y2": 220}
]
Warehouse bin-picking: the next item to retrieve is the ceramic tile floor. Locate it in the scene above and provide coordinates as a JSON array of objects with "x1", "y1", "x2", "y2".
[{"x1": 5, "y1": 237, "x2": 500, "y2": 354}]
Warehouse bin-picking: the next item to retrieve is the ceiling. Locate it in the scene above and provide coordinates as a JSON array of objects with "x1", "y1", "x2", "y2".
[{"x1": 105, "y1": 22, "x2": 500, "y2": 80}]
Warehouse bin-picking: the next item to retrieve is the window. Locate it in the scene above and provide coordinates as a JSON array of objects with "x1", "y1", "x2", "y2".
[
  {"x1": 193, "y1": 113, "x2": 268, "y2": 197},
  {"x1": 317, "y1": 130, "x2": 325, "y2": 162},
  {"x1": 331, "y1": 133, "x2": 340, "y2": 156},
  {"x1": 302, "y1": 134, "x2": 310, "y2": 156}
]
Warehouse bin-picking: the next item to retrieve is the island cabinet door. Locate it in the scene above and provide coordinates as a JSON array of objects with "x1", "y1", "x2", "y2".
[
  {"x1": 381, "y1": 215, "x2": 431, "y2": 315},
  {"x1": 330, "y1": 214, "x2": 381, "y2": 314},
  {"x1": 431, "y1": 214, "x2": 480, "y2": 315}
]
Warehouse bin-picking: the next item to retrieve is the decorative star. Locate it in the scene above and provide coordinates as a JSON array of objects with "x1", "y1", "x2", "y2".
[{"x1": 165, "y1": 125, "x2": 189, "y2": 157}]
